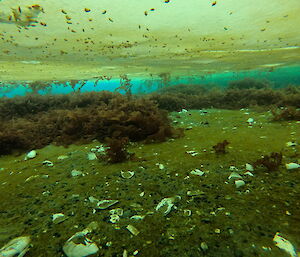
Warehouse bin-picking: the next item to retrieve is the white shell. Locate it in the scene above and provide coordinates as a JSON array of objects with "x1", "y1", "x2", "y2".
[
  {"x1": 43, "y1": 160, "x2": 54, "y2": 167},
  {"x1": 126, "y1": 225, "x2": 140, "y2": 236},
  {"x1": 245, "y1": 163, "x2": 254, "y2": 171},
  {"x1": 0, "y1": 236, "x2": 31, "y2": 257},
  {"x1": 285, "y1": 163, "x2": 300, "y2": 170},
  {"x1": 63, "y1": 234, "x2": 99, "y2": 257},
  {"x1": 156, "y1": 196, "x2": 181, "y2": 216},
  {"x1": 120, "y1": 170, "x2": 135, "y2": 179},
  {"x1": 24, "y1": 150, "x2": 36, "y2": 160},
  {"x1": 71, "y1": 170, "x2": 83, "y2": 177},
  {"x1": 87, "y1": 153, "x2": 97, "y2": 160},
  {"x1": 190, "y1": 169, "x2": 205, "y2": 176},
  {"x1": 247, "y1": 118, "x2": 254, "y2": 123},
  {"x1": 273, "y1": 232, "x2": 297, "y2": 257},
  {"x1": 235, "y1": 179, "x2": 245, "y2": 188},
  {"x1": 228, "y1": 172, "x2": 242, "y2": 180},
  {"x1": 52, "y1": 213, "x2": 68, "y2": 224}
]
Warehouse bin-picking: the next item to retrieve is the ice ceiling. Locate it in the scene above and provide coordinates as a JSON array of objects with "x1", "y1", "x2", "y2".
[{"x1": 0, "y1": 0, "x2": 299, "y2": 82}]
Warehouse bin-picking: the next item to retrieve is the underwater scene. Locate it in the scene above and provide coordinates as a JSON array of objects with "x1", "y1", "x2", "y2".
[{"x1": 0, "y1": 0, "x2": 300, "y2": 257}]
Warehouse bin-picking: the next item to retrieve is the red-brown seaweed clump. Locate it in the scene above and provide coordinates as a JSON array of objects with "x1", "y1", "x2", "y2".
[{"x1": 0, "y1": 92, "x2": 183, "y2": 155}]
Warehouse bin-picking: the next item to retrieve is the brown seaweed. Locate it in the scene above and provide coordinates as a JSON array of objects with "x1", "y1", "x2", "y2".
[
  {"x1": 212, "y1": 140, "x2": 230, "y2": 154},
  {"x1": 253, "y1": 152, "x2": 283, "y2": 171}
]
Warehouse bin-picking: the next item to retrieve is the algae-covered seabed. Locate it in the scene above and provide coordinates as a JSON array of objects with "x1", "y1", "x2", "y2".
[{"x1": 0, "y1": 109, "x2": 299, "y2": 257}]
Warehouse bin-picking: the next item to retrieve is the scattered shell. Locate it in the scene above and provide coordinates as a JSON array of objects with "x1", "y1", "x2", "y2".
[
  {"x1": 109, "y1": 208, "x2": 123, "y2": 216},
  {"x1": 88, "y1": 196, "x2": 99, "y2": 203},
  {"x1": 43, "y1": 160, "x2": 54, "y2": 167},
  {"x1": 0, "y1": 236, "x2": 31, "y2": 257},
  {"x1": 183, "y1": 209, "x2": 192, "y2": 216},
  {"x1": 130, "y1": 215, "x2": 145, "y2": 220},
  {"x1": 190, "y1": 169, "x2": 205, "y2": 176},
  {"x1": 229, "y1": 166, "x2": 238, "y2": 171},
  {"x1": 235, "y1": 179, "x2": 245, "y2": 188},
  {"x1": 96, "y1": 200, "x2": 118, "y2": 210},
  {"x1": 245, "y1": 163, "x2": 254, "y2": 171},
  {"x1": 24, "y1": 150, "x2": 36, "y2": 160},
  {"x1": 200, "y1": 242, "x2": 208, "y2": 251},
  {"x1": 186, "y1": 150, "x2": 198, "y2": 156},
  {"x1": 273, "y1": 232, "x2": 297, "y2": 257},
  {"x1": 285, "y1": 163, "x2": 300, "y2": 170},
  {"x1": 120, "y1": 170, "x2": 135, "y2": 179},
  {"x1": 87, "y1": 152, "x2": 97, "y2": 160},
  {"x1": 228, "y1": 172, "x2": 242, "y2": 180},
  {"x1": 71, "y1": 170, "x2": 83, "y2": 177},
  {"x1": 156, "y1": 163, "x2": 165, "y2": 170},
  {"x1": 286, "y1": 141, "x2": 297, "y2": 147},
  {"x1": 156, "y1": 196, "x2": 181, "y2": 216},
  {"x1": 63, "y1": 229, "x2": 99, "y2": 257},
  {"x1": 109, "y1": 214, "x2": 120, "y2": 223},
  {"x1": 187, "y1": 190, "x2": 205, "y2": 197},
  {"x1": 247, "y1": 118, "x2": 254, "y2": 124},
  {"x1": 126, "y1": 225, "x2": 140, "y2": 236},
  {"x1": 52, "y1": 213, "x2": 68, "y2": 224},
  {"x1": 244, "y1": 171, "x2": 254, "y2": 176},
  {"x1": 57, "y1": 155, "x2": 69, "y2": 160}
]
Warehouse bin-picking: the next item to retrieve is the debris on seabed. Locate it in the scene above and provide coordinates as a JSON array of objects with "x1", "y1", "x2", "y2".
[
  {"x1": 96, "y1": 199, "x2": 119, "y2": 210},
  {"x1": 87, "y1": 152, "x2": 97, "y2": 160},
  {"x1": 273, "y1": 232, "x2": 298, "y2": 257},
  {"x1": 24, "y1": 150, "x2": 37, "y2": 160},
  {"x1": 235, "y1": 179, "x2": 246, "y2": 188},
  {"x1": 0, "y1": 236, "x2": 31, "y2": 257},
  {"x1": 228, "y1": 172, "x2": 242, "y2": 180},
  {"x1": 120, "y1": 170, "x2": 135, "y2": 179},
  {"x1": 247, "y1": 117, "x2": 254, "y2": 126},
  {"x1": 156, "y1": 195, "x2": 181, "y2": 216},
  {"x1": 156, "y1": 163, "x2": 165, "y2": 170},
  {"x1": 190, "y1": 169, "x2": 205, "y2": 176},
  {"x1": 285, "y1": 163, "x2": 300, "y2": 170},
  {"x1": 52, "y1": 213, "x2": 68, "y2": 224},
  {"x1": 286, "y1": 141, "x2": 297, "y2": 147},
  {"x1": 42, "y1": 160, "x2": 54, "y2": 167},
  {"x1": 186, "y1": 150, "x2": 199, "y2": 156},
  {"x1": 63, "y1": 228, "x2": 99, "y2": 257},
  {"x1": 245, "y1": 163, "x2": 254, "y2": 171},
  {"x1": 126, "y1": 225, "x2": 140, "y2": 236},
  {"x1": 57, "y1": 155, "x2": 69, "y2": 160},
  {"x1": 71, "y1": 169, "x2": 83, "y2": 177}
]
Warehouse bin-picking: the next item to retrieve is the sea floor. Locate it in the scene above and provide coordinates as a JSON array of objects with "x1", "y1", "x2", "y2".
[{"x1": 0, "y1": 109, "x2": 299, "y2": 257}]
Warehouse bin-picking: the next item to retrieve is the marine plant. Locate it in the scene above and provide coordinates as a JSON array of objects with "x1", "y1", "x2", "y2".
[
  {"x1": 101, "y1": 137, "x2": 134, "y2": 163},
  {"x1": 212, "y1": 140, "x2": 230, "y2": 154},
  {"x1": 253, "y1": 152, "x2": 283, "y2": 171},
  {"x1": 271, "y1": 106, "x2": 300, "y2": 121},
  {"x1": 0, "y1": 93, "x2": 181, "y2": 155}
]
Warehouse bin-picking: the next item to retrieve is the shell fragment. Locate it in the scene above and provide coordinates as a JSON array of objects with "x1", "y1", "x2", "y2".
[
  {"x1": 273, "y1": 232, "x2": 297, "y2": 257},
  {"x1": 0, "y1": 236, "x2": 31, "y2": 257},
  {"x1": 156, "y1": 196, "x2": 181, "y2": 216}
]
